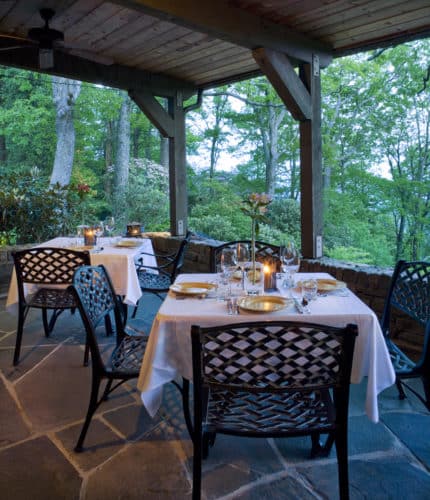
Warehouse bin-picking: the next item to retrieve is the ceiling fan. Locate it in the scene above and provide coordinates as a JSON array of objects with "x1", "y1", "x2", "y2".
[{"x1": 0, "y1": 8, "x2": 112, "y2": 69}]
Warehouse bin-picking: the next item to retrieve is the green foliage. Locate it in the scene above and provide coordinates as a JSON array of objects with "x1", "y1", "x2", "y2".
[
  {"x1": 0, "y1": 168, "x2": 82, "y2": 244},
  {"x1": 1, "y1": 40, "x2": 430, "y2": 268},
  {"x1": 126, "y1": 159, "x2": 170, "y2": 231}
]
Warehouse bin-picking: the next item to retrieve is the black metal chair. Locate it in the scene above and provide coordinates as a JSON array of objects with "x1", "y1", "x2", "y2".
[
  {"x1": 12, "y1": 246, "x2": 91, "y2": 366},
  {"x1": 131, "y1": 232, "x2": 191, "y2": 317},
  {"x1": 191, "y1": 321, "x2": 358, "y2": 500},
  {"x1": 69, "y1": 265, "x2": 148, "y2": 452},
  {"x1": 381, "y1": 259, "x2": 430, "y2": 409},
  {"x1": 211, "y1": 240, "x2": 281, "y2": 272}
]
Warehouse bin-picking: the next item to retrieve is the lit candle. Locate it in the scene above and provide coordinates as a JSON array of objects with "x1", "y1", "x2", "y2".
[
  {"x1": 83, "y1": 227, "x2": 96, "y2": 246},
  {"x1": 263, "y1": 262, "x2": 276, "y2": 291}
]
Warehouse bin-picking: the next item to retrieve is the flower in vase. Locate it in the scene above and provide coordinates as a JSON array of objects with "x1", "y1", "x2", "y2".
[
  {"x1": 241, "y1": 193, "x2": 272, "y2": 282},
  {"x1": 241, "y1": 192, "x2": 272, "y2": 238}
]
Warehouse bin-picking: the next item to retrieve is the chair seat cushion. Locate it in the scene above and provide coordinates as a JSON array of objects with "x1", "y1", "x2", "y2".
[
  {"x1": 137, "y1": 271, "x2": 171, "y2": 291},
  {"x1": 110, "y1": 335, "x2": 147, "y2": 375},
  {"x1": 27, "y1": 287, "x2": 77, "y2": 309},
  {"x1": 205, "y1": 388, "x2": 335, "y2": 435}
]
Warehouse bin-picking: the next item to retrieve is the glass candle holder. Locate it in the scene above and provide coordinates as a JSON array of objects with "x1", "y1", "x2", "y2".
[{"x1": 83, "y1": 226, "x2": 97, "y2": 246}]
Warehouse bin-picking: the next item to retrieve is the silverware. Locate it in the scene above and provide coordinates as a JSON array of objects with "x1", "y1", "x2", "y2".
[{"x1": 294, "y1": 298, "x2": 310, "y2": 314}]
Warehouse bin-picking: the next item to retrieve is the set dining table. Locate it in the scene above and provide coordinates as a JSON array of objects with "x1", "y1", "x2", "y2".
[
  {"x1": 6, "y1": 236, "x2": 156, "y2": 312},
  {"x1": 137, "y1": 272, "x2": 396, "y2": 424}
]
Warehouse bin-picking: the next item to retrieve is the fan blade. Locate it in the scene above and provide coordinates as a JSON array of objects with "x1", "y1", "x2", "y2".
[{"x1": 0, "y1": 45, "x2": 30, "y2": 52}]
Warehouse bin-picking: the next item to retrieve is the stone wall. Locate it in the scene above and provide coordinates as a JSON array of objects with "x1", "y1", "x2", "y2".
[{"x1": 149, "y1": 232, "x2": 424, "y2": 360}]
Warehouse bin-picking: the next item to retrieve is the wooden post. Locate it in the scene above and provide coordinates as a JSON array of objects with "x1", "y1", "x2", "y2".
[
  {"x1": 168, "y1": 92, "x2": 187, "y2": 236},
  {"x1": 299, "y1": 57, "x2": 323, "y2": 259}
]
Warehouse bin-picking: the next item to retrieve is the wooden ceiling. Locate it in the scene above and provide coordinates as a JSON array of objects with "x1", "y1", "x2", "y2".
[{"x1": 0, "y1": 1, "x2": 428, "y2": 94}]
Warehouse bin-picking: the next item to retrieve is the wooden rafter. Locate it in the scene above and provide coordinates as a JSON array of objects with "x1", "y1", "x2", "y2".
[{"x1": 113, "y1": 0, "x2": 333, "y2": 67}]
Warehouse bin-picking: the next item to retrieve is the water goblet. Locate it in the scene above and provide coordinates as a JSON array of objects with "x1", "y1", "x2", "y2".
[
  {"x1": 220, "y1": 247, "x2": 237, "y2": 275},
  {"x1": 301, "y1": 278, "x2": 318, "y2": 303}
]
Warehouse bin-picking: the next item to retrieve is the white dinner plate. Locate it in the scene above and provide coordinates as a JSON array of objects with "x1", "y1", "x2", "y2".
[
  {"x1": 237, "y1": 295, "x2": 292, "y2": 313},
  {"x1": 297, "y1": 278, "x2": 346, "y2": 292},
  {"x1": 114, "y1": 240, "x2": 141, "y2": 248},
  {"x1": 170, "y1": 282, "x2": 216, "y2": 296}
]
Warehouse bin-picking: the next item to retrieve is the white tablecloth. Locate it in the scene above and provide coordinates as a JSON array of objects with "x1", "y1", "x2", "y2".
[
  {"x1": 137, "y1": 272, "x2": 395, "y2": 423},
  {"x1": 6, "y1": 236, "x2": 156, "y2": 311}
]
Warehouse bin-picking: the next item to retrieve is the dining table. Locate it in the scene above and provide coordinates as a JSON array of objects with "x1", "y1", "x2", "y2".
[
  {"x1": 137, "y1": 272, "x2": 396, "y2": 424},
  {"x1": 6, "y1": 236, "x2": 156, "y2": 313}
]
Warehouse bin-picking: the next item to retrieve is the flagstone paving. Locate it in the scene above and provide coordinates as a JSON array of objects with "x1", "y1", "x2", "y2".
[{"x1": 0, "y1": 291, "x2": 429, "y2": 499}]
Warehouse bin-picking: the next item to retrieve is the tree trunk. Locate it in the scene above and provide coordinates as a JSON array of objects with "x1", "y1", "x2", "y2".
[
  {"x1": 132, "y1": 126, "x2": 140, "y2": 158},
  {"x1": 50, "y1": 76, "x2": 81, "y2": 186},
  {"x1": 113, "y1": 92, "x2": 131, "y2": 226},
  {"x1": 160, "y1": 135, "x2": 169, "y2": 168},
  {"x1": 0, "y1": 135, "x2": 6, "y2": 163},
  {"x1": 104, "y1": 119, "x2": 114, "y2": 197}
]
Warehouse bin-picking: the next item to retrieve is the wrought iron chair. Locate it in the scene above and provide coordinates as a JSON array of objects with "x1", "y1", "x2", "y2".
[
  {"x1": 69, "y1": 265, "x2": 148, "y2": 452},
  {"x1": 381, "y1": 260, "x2": 430, "y2": 409},
  {"x1": 191, "y1": 321, "x2": 358, "y2": 500},
  {"x1": 12, "y1": 246, "x2": 91, "y2": 366},
  {"x1": 211, "y1": 240, "x2": 281, "y2": 272},
  {"x1": 131, "y1": 231, "x2": 191, "y2": 317}
]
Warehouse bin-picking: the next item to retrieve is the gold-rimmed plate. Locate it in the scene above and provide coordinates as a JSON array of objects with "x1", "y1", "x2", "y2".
[
  {"x1": 67, "y1": 245, "x2": 93, "y2": 251},
  {"x1": 237, "y1": 295, "x2": 292, "y2": 313},
  {"x1": 114, "y1": 240, "x2": 141, "y2": 248},
  {"x1": 297, "y1": 278, "x2": 346, "y2": 292},
  {"x1": 170, "y1": 282, "x2": 216, "y2": 296}
]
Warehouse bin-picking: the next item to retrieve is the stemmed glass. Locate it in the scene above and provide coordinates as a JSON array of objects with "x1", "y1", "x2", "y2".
[
  {"x1": 220, "y1": 247, "x2": 237, "y2": 280},
  {"x1": 236, "y1": 243, "x2": 250, "y2": 289},
  {"x1": 104, "y1": 217, "x2": 115, "y2": 240},
  {"x1": 94, "y1": 221, "x2": 104, "y2": 239},
  {"x1": 280, "y1": 241, "x2": 299, "y2": 287}
]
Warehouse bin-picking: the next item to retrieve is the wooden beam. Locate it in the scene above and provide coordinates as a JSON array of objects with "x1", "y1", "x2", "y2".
[
  {"x1": 0, "y1": 47, "x2": 196, "y2": 97},
  {"x1": 168, "y1": 92, "x2": 188, "y2": 237},
  {"x1": 130, "y1": 89, "x2": 175, "y2": 137},
  {"x1": 253, "y1": 48, "x2": 311, "y2": 121},
  {"x1": 299, "y1": 59, "x2": 323, "y2": 259},
  {"x1": 114, "y1": 0, "x2": 333, "y2": 67}
]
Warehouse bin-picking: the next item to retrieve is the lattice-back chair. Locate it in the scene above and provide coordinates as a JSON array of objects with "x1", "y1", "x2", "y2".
[
  {"x1": 211, "y1": 240, "x2": 281, "y2": 272},
  {"x1": 132, "y1": 231, "x2": 192, "y2": 317},
  {"x1": 12, "y1": 247, "x2": 91, "y2": 366},
  {"x1": 191, "y1": 321, "x2": 358, "y2": 500},
  {"x1": 69, "y1": 265, "x2": 148, "y2": 452},
  {"x1": 381, "y1": 260, "x2": 430, "y2": 409}
]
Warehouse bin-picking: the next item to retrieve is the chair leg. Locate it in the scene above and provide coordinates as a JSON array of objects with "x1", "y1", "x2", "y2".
[
  {"x1": 101, "y1": 379, "x2": 114, "y2": 401},
  {"x1": 131, "y1": 303, "x2": 138, "y2": 319},
  {"x1": 13, "y1": 306, "x2": 27, "y2": 366},
  {"x1": 192, "y1": 435, "x2": 202, "y2": 500},
  {"x1": 42, "y1": 309, "x2": 50, "y2": 337},
  {"x1": 334, "y1": 430, "x2": 350, "y2": 500},
  {"x1": 83, "y1": 338, "x2": 90, "y2": 367},
  {"x1": 396, "y1": 378, "x2": 407, "y2": 400},
  {"x1": 422, "y1": 375, "x2": 430, "y2": 411},
  {"x1": 75, "y1": 375, "x2": 102, "y2": 452}
]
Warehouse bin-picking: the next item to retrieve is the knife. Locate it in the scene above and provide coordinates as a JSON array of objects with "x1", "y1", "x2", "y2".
[{"x1": 293, "y1": 298, "x2": 304, "y2": 314}]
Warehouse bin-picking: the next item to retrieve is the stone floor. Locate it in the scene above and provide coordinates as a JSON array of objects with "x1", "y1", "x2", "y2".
[{"x1": 1, "y1": 291, "x2": 430, "y2": 500}]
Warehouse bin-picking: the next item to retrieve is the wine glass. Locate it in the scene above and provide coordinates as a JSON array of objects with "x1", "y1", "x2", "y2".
[
  {"x1": 281, "y1": 241, "x2": 299, "y2": 286},
  {"x1": 104, "y1": 217, "x2": 115, "y2": 239},
  {"x1": 94, "y1": 221, "x2": 104, "y2": 238},
  {"x1": 236, "y1": 243, "x2": 250, "y2": 289},
  {"x1": 220, "y1": 247, "x2": 237, "y2": 279}
]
